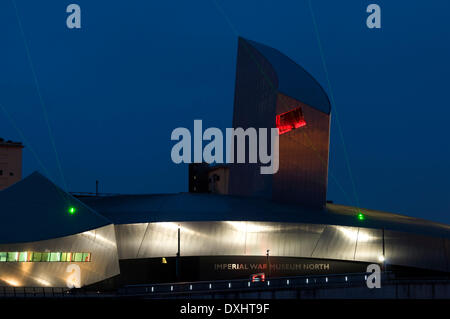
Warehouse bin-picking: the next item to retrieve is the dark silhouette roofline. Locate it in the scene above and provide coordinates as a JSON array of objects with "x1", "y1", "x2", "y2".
[
  {"x1": 80, "y1": 192, "x2": 450, "y2": 239},
  {"x1": 0, "y1": 171, "x2": 112, "y2": 244}
]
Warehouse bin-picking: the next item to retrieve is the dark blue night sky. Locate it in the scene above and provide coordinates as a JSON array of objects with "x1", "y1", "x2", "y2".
[{"x1": 1, "y1": 1, "x2": 449, "y2": 223}]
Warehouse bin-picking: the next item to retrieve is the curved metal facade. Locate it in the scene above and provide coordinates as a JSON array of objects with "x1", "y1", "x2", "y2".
[
  {"x1": 0, "y1": 224, "x2": 120, "y2": 287},
  {"x1": 115, "y1": 221, "x2": 450, "y2": 273},
  {"x1": 228, "y1": 37, "x2": 331, "y2": 207},
  {"x1": 1, "y1": 38, "x2": 448, "y2": 288}
]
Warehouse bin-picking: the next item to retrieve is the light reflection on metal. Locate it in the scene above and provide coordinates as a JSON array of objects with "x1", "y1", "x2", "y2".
[
  {"x1": 114, "y1": 221, "x2": 450, "y2": 273},
  {"x1": 116, "y1": 222, "x2": 382, "y2": 265},
  {"x1": 338, "y1": 227, "x2": 372, "y2": 243},
  {"x1": 1, "y1": 218, "x2": 448, "y2": 288},
  {"x1": 225, "y1": 221, "x2": 277, "y2": 233},
  {"x1": 81, "y1": 230, "x2": 117, "y2": 247},
  {"x1": 0, "y1": 224, "x2": 120, "y2": 287},
  {"x1": 66, "y1": 264, "x2": 81, "y2": 288},
  {"x1": 34, "y1": 277, "x2": 51, "y2": 286},
  {"x1": 1, "y1": 277, "x2": 20, "y2": 286},
  {"x1": 158, "y1": 222, "x2": 204, "y2": 237}
]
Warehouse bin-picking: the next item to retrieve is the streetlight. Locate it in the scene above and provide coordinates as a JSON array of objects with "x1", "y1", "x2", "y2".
[
  {"x1": 381, "y1": 227, "x2": 386, "y2": 272},
  {"x1": 176, "y1": 224, "x2": 181, "y2": 281}
]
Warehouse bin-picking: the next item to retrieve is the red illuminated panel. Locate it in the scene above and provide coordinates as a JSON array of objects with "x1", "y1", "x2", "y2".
[
  {"x1": 276, "y1": 107, "x2": 306, "y2": 135},
  {"x1": 251, "y1": 273, "x2": 266, "y2": 282}
]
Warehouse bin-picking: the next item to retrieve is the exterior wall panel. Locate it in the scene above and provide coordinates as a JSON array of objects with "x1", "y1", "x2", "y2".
[
  {"x1": 228, "y1": 37, "x2": 278, "y2": 198},
  {"x1": 112, "y1": 221, "x2": 447, "y2": 273},
  {"x1": 0, "y1": 224, "x2": 120, "y2": 287},
  {"x1": 274, "y1": 94, "x2": 330, "y2": 207},
  {"x1": 228, "y1": 38, "x2": 330, "y2": 208},
  {"x1": 385, "y1": 230, "x2": 449, "y2": 272}
]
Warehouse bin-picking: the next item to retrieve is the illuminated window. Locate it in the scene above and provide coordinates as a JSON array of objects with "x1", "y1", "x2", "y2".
[
  {"x1": 74, "y1": 253, "x2": 83, "y2": 262},
  {"x1": 41, "y1": 252, "x2": 50, "y2": 262},
  {"x1": 276, "y1": 107, "x2": 306, "y2": 135},
  {"x1": 7, "y1": 252, "x2": 18, "y2": 262},
  {"x1": 50, "y1": 252, "x2": 61, "y2": 262},
  {"x1": 0, "y1": 252, "x2": 91, "y2": 262},
  {"x1": 82, "y1": 253, "x2": 91, "y2": 262},
  {"x1": 18, "y1": 252, "x2": 28, "y2": 262},
  {"x1": 32, "y1": 252, "x2": 42, "y2": 262}
]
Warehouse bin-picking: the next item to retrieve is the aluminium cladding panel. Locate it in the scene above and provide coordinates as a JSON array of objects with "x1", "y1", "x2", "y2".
[
  {"x1": 242, "y1": 222, "x2": 325, "y2": 256},
  {"x1": 385, "y1": 230, "x2": 450, "y2": 272},
  {"x1": 114, "y1": 223, "x2": 148, "y2": 259},
  {"x1": 228, "y1": 37, "x2": 279, "y2": 198},
  {"x1": 311, "y1": 225, "x2": 381, "y2": 263},
  {"x1": 118, "y1": 222, "x2": 247, "y2": 259},
  {"x1": 116, "y1": 221, "x2": 450, "y2": 271},
  {"x1": 273, "y1": 93, "x2": 330, "y2": 207},
  {"x1": 353, "y1": 228, "x2": 384, "y2": 261},
  {"x1": 115, "y1": 221, "x2": 381, "y2": 265},
  {"x1": 0, "y1": 224, "x2": 120, "y2": 287}
]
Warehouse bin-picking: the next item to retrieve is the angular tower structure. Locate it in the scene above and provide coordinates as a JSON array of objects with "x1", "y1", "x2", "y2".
[{"x1": 228, "y1": 37, "x2": 331, "y2": 208}]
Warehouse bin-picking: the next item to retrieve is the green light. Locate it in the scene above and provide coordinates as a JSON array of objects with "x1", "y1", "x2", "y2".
[
  {"x1": 357, "y1": 212, "x2": 365, "y2": 221},
  {"x1": 68, "y1": 207, "x2": 77, "y2": 215}
]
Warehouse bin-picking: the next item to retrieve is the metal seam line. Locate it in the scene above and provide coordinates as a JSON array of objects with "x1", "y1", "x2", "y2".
[
  {"x1": 310, "y1": 225, "x2": 326, "y2": 257},
  {"x1": 353, "y1": 227, "x2": 360, "y2": 260},
  {"x1": 136, "y1": 223, "x2": 151, "y2": 259}
]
